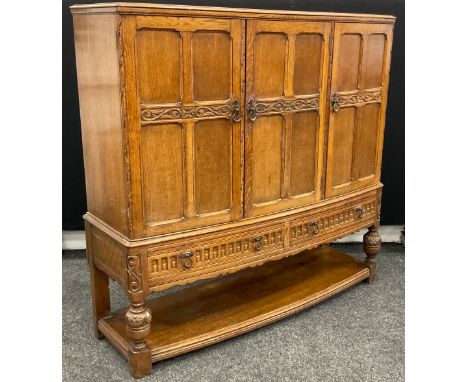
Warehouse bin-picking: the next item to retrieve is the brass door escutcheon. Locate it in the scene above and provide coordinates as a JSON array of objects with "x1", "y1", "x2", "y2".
[
  {"x1": 331, "y1": 93, "x2": 340, "y2": 112},
  {"x1": 247, "y1": 99, "x2": 257, "y2": 122},
  {"x1": 232, "y1": 98, "x2": 241, "y2": 123}
]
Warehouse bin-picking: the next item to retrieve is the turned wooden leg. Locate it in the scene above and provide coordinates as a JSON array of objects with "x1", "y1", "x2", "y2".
[
  {"x1": 126, "y1": 299, "x2": 152, "y2": 378},
  {"x1": 85, "y1": 222, "x2": 110, "y2": 339},
  {"x1": 363, "y1": 224, "x2": 382, "y2": 283}
]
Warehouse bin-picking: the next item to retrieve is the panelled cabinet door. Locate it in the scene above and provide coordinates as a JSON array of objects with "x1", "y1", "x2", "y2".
[
  {"x1": 244, "y1": 20, "x2": 331, "y2": 218},
  {"x1": 122, "y1": 16, "x2": 244, "y2": 236},
  {"x1": 325, "y1": 23, "x2": 393, "y2": 197}
]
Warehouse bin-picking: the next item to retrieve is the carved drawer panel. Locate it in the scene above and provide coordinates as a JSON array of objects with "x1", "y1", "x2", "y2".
[
  {"x1": 147, "y1": 224, "x2": 285, "y2": 290},
  {"x1": 289, "y1": 197, "x2": 378, "y2": 246}
]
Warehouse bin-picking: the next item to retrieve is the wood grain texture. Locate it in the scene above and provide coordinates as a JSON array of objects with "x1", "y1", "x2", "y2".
[
  {"x1": 83, "y1": 184, "x2": 383, "y2": 248},
  {"x1": 121, "y1": 16, "x2": 244, "y2": 237},
  {"x1": 140, "y1": 123, "x2": 185, "y2": 223},
  {"x1": 85, "y1": 221, "x2": 111, "y2": 339},
  {"x1": 99, "y1": 247, "x2": 369, "y2": 363},
  {"x1": 136, "y1": 29, "x2": 181, "y2": 104},
  {"x1": 293, "y1": 33, "x2": 323, "y2": 95},
  {"x1": 192, "y1": 31, "x2": 231, "y2": 101},
  {"x1": 72, "y1": 13, "x2": 128, "y2": 235},
  {"x1": 290, "y1": 111, "x2": 318, "y2": 196},
  {"x1": 245, "y1": 20, "x2": 330, "y2": 218},
  {"x1": 254, "y1": 32, "x2": 286, "y2": 98},
  {"x1": 194, "y1": 119, "x2": 232, "y2": 214},
  {"x1": 71, "y1": 3, "x2": 395, "y2": 24},
  {"x1": 326, "y1": 22, "x2": 393, "y2": 197},
  {"x1": 252, "y1": 115, "x2": 283, "y2": 204},
  {"x1": 353, "y1": 103, "x2": 380, "y2": 179},
  {"x1": 143, "y1": 192, "x2": 378, "y2": 292}
]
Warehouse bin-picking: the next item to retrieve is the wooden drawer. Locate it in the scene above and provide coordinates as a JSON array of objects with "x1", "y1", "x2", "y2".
[
  {"x1": 289, "y1": 197, "x2": 378, "y2": 247},
  {"x1": 147, "y1": 224, "x2": 285, "y2": 290}
]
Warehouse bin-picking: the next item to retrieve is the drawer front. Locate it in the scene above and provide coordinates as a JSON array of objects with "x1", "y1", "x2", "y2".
[
  {"x1": 147, "y1": 224, "x2": 285, "y2": 290},
  {"x1": 289, "y1": 197, "x2": 378, "y2": 246}
]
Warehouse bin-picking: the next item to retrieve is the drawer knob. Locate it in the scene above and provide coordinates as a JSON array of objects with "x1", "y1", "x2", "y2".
[
  {"x1": 178, "y1": 252, "x2": 194, "y2": 269},
  {"x1": 355, "y1": 206, "x2": 364, "y2": 219},
  {"x1": 308, "y1": 220, "x2": 319, "y2": 235},
  {"x1": 231, "y1": 98, "x2": 241, "y2": 123},
  {"x1": 251, "y1": 236, "x2": 264, "y2": 251}
]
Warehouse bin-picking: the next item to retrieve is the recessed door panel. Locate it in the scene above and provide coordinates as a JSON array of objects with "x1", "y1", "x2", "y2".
[
  {"x1": 194, "y1": 119, "x2": 232, "y2": 214},
  {"x1": 140, "y1": 123, "x2": 184, "y2": 222},
  {"x1": 245, "y1": 20, "x2": 331, "y2": 217},
  {"x1": 126, "y1": 16, "x2": 244, "y2": 236},
  {"x1": 252, "y1": 116, "x2": 283, "y2": 204},
  {"x1": 254, "y1": 33, "x2": 287, "y2": 98},
  {"x1": 334, "y1": 34, "x2": 361, "y2": 92},
  {"x1": 290, "y1": 111, "x2": 318, "y2": 196},
  {"x1": 330, "y1": 108, "x2": 355, "y2": 187},
  {"x1": 353, "y1": 103, "x2": 380, "y2": 179},
  {"x1": 362, "y1": 34, "x2": 386, "y2": 89},
  {"x1": 293, "y1": 34, "x2": 323, "y2": 95},
  {"x1": 192, "y1": 31, "x2": 231, "y2": 101},
  {"x1": 136, "y1": 30, "x2": 181, "y2": 104},
  {"x1": 326, "y1": 23, "x2": 393, "y2": 197}
]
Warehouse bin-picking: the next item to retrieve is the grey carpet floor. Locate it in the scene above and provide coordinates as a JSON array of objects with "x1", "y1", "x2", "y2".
[{"x1": 63, "y1": 243, "x2": 404, "y2": 382}]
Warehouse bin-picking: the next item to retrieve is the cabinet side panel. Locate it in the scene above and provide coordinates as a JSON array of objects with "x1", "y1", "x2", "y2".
[{"x1": 73, "y1": 14, "x2": 128, "y2": 234}]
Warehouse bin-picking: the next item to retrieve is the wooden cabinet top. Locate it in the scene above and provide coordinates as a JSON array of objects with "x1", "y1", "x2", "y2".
[{"x1": 70, "y1": 2, "x2": 395, "y2": 23}]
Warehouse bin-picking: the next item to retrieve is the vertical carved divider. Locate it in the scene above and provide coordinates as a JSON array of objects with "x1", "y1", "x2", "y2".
[{"x1": 125, "y1": 254, "x2": 152, "y2": 377}]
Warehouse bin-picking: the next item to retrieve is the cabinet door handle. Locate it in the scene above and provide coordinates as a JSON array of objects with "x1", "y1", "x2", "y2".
[
  {"x1": 247, "y1": 99, "x2": 257, "y2": 122},
  {"x1": 354, "y1": 206, "x2": 364, "y2": 219},
  {"x1": 251, "y1": 236, "x2": 263, "y2": 251},
  {"x1": 331, "y1": 93, "x2": 340, "y2": 112},
  {"x1": 231, "y1": 98, "x2": 241, "y2": 123},
  {"x1": 308, "y1": 220, "x2": 319, "y2": 235},
  {"x1": 178, "y1": 252, "x2": 194, "y2": 269}
]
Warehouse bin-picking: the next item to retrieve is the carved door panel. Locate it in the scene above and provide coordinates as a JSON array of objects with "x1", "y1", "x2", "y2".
[
  {"x1": 122, "y1": 16, "x2": 244, "y2": 236},
  {"x1": 244, "y1": 20, "x2": 331, "y2": 218},
  {"x1": 325, "y1": 23, "x2": 393, "y2": 197}
]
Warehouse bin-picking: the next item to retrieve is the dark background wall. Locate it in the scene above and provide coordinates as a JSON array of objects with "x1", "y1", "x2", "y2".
[{"x1": 63, "y1": 0, "x2": 404, "y2": 229}]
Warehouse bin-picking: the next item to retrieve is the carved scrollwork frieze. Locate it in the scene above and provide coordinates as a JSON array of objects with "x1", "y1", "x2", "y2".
[
  {"x1": 254, "y1": 95, "x2": 320, "y2": 116},
  {"x1": 334, "y1": 89, "x2": 382, "y2": 108},
  {"x1": 140, "y1": 103, "x2": 231, "y2": 123}
]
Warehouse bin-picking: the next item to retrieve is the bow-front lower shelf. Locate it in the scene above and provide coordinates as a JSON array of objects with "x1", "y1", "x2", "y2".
[{"x1": 98, "y1": 247, "x2": 370, "y2": 363}]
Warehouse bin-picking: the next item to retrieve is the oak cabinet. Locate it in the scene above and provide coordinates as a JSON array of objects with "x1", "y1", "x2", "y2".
[{"x1": 72, "y1": 3, "x2": 394, "y2": 378}]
